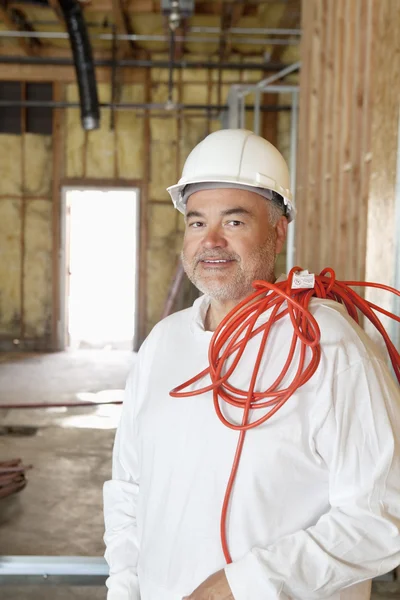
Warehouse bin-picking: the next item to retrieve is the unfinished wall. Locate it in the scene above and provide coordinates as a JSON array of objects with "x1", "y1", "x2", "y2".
[
  {"x1": 0, "y1": 64, "x2": 293, "y2": 350},
  {"x1": 296, "y1": 0, "x2": 400, "y2": 288},
  {"x1": 63, "y1": 65, "x2": 282, "y2": 341},
  {"x1": 0, "y1": 132, "x2": 52, "y2": 349}
]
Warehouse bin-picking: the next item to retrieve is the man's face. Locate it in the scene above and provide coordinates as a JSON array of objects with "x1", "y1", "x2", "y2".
[{"x1": 181, "y1": 188, "x2": 287, "y2": 304}]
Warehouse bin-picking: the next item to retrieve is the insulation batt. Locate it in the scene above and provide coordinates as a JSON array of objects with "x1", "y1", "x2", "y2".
[{"x1": 103, "y1": 294, "x2": 400, "y2": 600}]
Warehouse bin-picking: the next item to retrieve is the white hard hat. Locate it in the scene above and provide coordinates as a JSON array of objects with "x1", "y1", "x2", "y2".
[{"x1": 167, "y1": 128, "x2": 295, "y2": 222}]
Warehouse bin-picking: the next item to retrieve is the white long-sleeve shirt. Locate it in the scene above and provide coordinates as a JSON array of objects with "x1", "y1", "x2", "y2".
[{"x1": 103, "y1": 294, "x2": 400, "y2": 600}]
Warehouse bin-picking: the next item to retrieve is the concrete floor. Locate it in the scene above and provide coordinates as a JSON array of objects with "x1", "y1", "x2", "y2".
[
  {"x1": 0, "y1": 350, "x2": 135, "y2": 599},
  {"x1": 0, "y1": 351, "x2": 399, "y2": 599}
]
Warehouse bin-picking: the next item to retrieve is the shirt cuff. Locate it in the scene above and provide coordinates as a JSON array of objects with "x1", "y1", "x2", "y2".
[{"x1": 225, "y1": 551, "x2": 285, "y2": 600}]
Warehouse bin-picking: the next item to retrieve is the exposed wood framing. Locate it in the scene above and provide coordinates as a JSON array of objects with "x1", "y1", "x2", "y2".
[
  {"x1": 0, "y1": 63, "x2": 147, "y2": 83},
  {"x1": 296, "y1": 0, "x2": 374, "y2": 281},
  {"x1": 220, "y1": 0, "x2": 245, "y2": 60},
  {"x1": 112, "y1": 0, "x2": 135, "y2": 57},
  {"x1": 0, "y1": 3, "x2": 41, "y2": 55},
  {"x1": 51, "y1": 83, "x2": 64, "y2": 350},
  {"x1": 138, "y1": 67, "x2": 151, "y2": 348},
  {"x1": 46, "y1": 0, "x2": 65, "y2": 25},
  {"x1": 261, "y1": 92, "x2": 278, "y2": 145}
]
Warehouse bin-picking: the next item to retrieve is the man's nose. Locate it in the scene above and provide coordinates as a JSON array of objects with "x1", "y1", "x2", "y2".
[{"x1": 202, "y1": 226, "x2": 228, "y2": 249}]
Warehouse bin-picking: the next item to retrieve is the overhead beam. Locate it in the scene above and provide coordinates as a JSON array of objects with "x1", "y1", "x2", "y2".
[
  {"x1": 0, "y1": 4, "x2": 41, "y2": 55},
  {"x1": 112, "y1": 0, "x2": 135, "y2": 57},
  {"x1": 46, "y1": 0, "x2": 65, "y2": 24},
  {"x1": 0, "y1": 62, "x2": 146, "y2": 83},
  {"x1": 6, "y1": 0, "x2": 258, "y2": 16}
]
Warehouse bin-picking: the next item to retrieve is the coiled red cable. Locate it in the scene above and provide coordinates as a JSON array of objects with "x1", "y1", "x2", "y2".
[{"x1": 170, "y1": 267, "x2": 400, "y2": 563}]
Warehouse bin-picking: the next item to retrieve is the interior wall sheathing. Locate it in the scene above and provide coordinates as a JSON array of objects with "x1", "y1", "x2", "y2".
[
  {"x1": 0, "y1": 196, "x2": 22, "y2": 336},
  {"x1": 296, "y1": 0, "x2": 400, "y2": 287},
  {"x1": 0, "y1": 130, "x2": 53, "y2": 348},
  {"x1": 24, "y1": 199, "x2": 52, "y2": 340}
]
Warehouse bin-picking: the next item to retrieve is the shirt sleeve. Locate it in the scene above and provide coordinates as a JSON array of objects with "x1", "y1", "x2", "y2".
[
  {"x1": 225, "y1": 357, "x2": 400, "y2": 600},
  {"x1": 103, "y1": 362, "x2": 142, "y2": 600}
]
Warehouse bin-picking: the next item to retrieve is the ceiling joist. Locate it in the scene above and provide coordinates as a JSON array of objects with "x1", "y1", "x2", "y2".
[{"x1": 0, "y1": 2, "x2": 41, "y2": 55}]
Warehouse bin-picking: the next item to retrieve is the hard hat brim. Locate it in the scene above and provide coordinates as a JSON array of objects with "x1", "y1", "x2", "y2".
[{"x1": 167, "y1": 178, "x2": 295, "y2": 223}]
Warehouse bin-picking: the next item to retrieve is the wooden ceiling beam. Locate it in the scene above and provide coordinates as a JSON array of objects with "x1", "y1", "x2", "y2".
[
  {"x1": 0, "y1": 61, "x2": 146, "y2": 83},
  {"x1": 46, "y1": 0, "x2": 65, "y2": 25},
  {"x1": 0, "y1": 3, "x2": 41, "y2": 55},
  {"x1": 112, "y1": 0, "x2": 135, "y2": 57}
]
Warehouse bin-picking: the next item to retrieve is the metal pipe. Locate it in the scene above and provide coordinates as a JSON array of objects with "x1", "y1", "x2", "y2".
[
  {"x1": 0, "y1": 55, "x2": 291, "y2": 71},
  {"x1": 256, "y1": 61, "x2": 301, "y2": 89},
  {"x1": 28, "y1": 21, "x2": 302, "y2": 35},
  {"x1": 168, "y1": 28, "x2": 176, "y2": 105},
  {"x1": 110, "y1": 24, "x2": 117, "y2": 130},
  {"x1": 0, "y1": 100, "x2": 292, "y2": 111},
  {"x1": 286, "y1": 90, "x2": 299, "y2": 273},
  {"x1": 57, "y1": 0, "x2": 99, "y2": 130},
  {"x1": 190, "y1": 27, "x2": 302, "y2": 36},
  {"x1": 253, "y1": 87, "x2": 262, "y2": 135},
  {"x1": 0, "y1": 30, "x2": 299, "y2": 45},
  {"x1": 0, "y1": 556, "x2": 108, "y2": 586}
]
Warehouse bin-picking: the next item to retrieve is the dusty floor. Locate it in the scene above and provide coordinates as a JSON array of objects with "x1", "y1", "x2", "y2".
[
  {"x1": 0, "y1": 350, "x2": 135, "y2": 599},
  {"x1": 0, "y1": 351, "x2": 399, "y2": 599}
]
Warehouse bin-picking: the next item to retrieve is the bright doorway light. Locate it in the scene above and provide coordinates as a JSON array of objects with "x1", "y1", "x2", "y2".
[{"x1": 63, "y1": 188, "x2": 139, "y2": 350}]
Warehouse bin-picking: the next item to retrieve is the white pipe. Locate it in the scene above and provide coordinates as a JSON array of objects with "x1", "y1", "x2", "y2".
[{"x1": 0, "y1": 30, "x2": 298, "y2": 45}]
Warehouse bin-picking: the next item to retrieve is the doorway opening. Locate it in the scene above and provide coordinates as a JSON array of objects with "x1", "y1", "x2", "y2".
[{"x1": 60, "y1": 186, "x2": 140, "y2": 351}]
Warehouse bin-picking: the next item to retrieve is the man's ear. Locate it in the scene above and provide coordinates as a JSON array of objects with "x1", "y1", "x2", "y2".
[{"x1": 275, "y1": 216, "x2": 288, "y2": 255}]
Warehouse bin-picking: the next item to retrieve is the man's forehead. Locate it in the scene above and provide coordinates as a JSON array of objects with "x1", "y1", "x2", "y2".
[{"x1": 186, "y1": 187, "x2": 266, "y2": 210}]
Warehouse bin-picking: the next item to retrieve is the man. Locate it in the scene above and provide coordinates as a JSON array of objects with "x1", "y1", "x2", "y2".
[{"x1": 103, "y1": 129, "x2": 400, "y2": 600}]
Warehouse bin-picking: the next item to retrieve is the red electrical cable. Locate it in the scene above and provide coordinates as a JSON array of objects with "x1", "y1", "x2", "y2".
[{"x1": 170, "y1": 267, "x2": 400, "y2": 564}]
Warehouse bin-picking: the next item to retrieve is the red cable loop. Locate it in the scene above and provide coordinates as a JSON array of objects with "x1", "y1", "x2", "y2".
[{"x1": 170, "y1": 267, "x2": 400, "y2": 563}]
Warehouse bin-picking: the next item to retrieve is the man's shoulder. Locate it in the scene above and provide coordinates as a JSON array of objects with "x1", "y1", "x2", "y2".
[
  {"x1": 307, "y1": 298, "x2": 385, "y2": 363},
  {"x1": 143, "y1": 304, "x2": 195, "y2": 348}
]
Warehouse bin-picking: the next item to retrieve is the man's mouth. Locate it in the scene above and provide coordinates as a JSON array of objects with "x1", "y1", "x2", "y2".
[
  {"x1": 201, "y1": 259, "x2": 232, "y2": 263},
  {"x1": 197, "y1": 258, "x2": 236, "y2": 268}
]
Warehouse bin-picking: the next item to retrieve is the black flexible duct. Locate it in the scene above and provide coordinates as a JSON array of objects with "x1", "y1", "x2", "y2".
[{"x1": 57, "y1": 0, "x2": 100, "y2": 130}]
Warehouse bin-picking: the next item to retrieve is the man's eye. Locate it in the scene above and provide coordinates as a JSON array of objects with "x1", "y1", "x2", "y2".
[
  {"x1": 227, "y1": 220, "x2": 243, "y2": 227},
  {"x1": 188, "y1": 221, "x2": 204, "y2": 228}
]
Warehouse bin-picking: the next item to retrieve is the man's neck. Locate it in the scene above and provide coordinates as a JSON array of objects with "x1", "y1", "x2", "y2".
[
  {"x1": 204, "y1": 299, "x2": 240, "y2": 332},
  {"x1": 204, "y1": 274, "x2": 278, "y2": 332}
]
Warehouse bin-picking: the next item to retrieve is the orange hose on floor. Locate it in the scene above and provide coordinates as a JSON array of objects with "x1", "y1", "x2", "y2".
[{"x1": 170, "y1": 267, "x2": 400, "y2": 563}]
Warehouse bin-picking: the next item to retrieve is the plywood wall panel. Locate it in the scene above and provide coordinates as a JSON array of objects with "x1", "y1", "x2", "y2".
[
  {"x1": 0, "y1": 198, "x2": 22, "y2": 335},
  {"x1": 23, "y1": 199, "x2": 52, "y2": 338},
  {"x1": 364, "y1": 0, "x2": 400, "y2": 342},
  {"x1": 0, "y1": 135, "x2": 22, "y2": 196},
  {"x1": 296, "y1": 0, "x2": 398, "y2": 284},
  {"x1": 23, "y1": 134, "x2": 52, "y2": 197}
]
